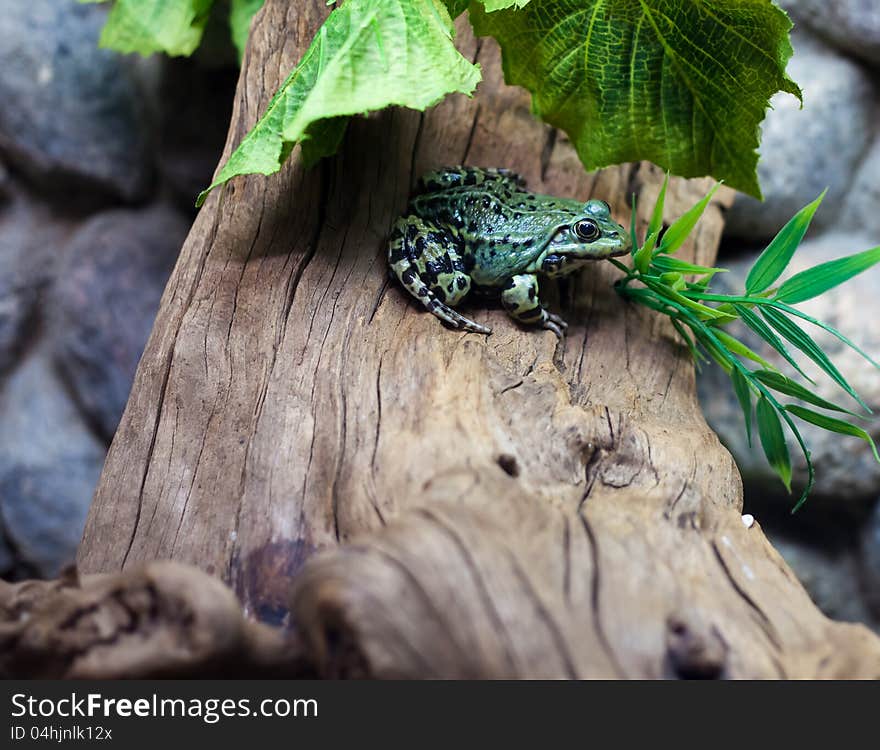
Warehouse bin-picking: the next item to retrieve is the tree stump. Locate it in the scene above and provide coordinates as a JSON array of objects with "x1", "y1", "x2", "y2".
[{"x1": 78, "y1": 0, "x2": 880, "y2": 678}]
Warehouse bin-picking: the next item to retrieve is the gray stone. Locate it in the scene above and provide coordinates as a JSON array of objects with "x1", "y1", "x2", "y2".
[
  {"x1": 780, "y1": 0, "x2": 880, "y2": 65},
  {"x1": 0, "y1": 346, "x2": 105, "y2": 578},
  {"x1": 698, "y1": 232, "x2": 880, "y2": 505},
  {"x1": 769, "y1": 531, "x2": 877, "y2": 630},
  {"x1": 725, "y1": 32, "x2": 875, "y2": 241},
  {"x1": 0, "y1": 0, "x2": 152, "y2": 202},
  {"x1": 859, "y1": 501, "x2": 880, "y2": 619},
  {"x1": 0, "y1": 186, "x2": 70, "y2": 376},
  {"x1": 841, "y1": 136, "x2": 880, "y2": 240},
  {"x1": 51, "y1": 205, "x2": 188, "y2": 441}
]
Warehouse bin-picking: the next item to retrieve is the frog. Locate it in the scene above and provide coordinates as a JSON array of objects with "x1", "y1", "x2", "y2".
[{"x1": 387, "y1": 166, "x2": 632, "y2": 337}]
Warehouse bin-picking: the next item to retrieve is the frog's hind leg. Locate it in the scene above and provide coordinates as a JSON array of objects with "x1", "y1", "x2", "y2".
[{"x1": 388, "y1": 217, "x2": 491, "y2": 335}]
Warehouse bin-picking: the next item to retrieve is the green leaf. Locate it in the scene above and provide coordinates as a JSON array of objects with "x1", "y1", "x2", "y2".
[
  {"x1": 745, "y1": 191, "x2": 825, "y2": 295},
  {"x1": 470, "y1": 1, "x2": 801, "y2": 198},
  {"x1": 775, "y1": 245, "x2": 880, "y2": 305},
  {"x1": 634, "y1": 230, "x2": 659, "y2": 273},
  {"x1": 97, "y1": 0, "x2": 216, "y2": 57},
  {"x1": 756, "y1": 396, "x2": 792, "y2": 492},
  {"x1": 644, "y1": 279, "x2": 734, "y2": 322},
  {"x1": 759, "y1": 306, "x2": 869, "y2": 411},
  {"x1": 786, "y1": 406, "x2": 880, "y2": 465},
  {"x1": 752, "y1": 370, "x2": 861, "y2": 417},
  {"x1": 656, "y1": 183, "x2": 721, "y2": 255},
  {"x1": 198, "y1": 0, "x2": 481, "y2": 206},
  {"x1": 651, "y1": 256, "x2": 725, "y2": 277},
  {"x1": 731, "y1": 367, "x2": 753, "y2": 446},
  {"x1": 230, "y1": 0, "x2": 265, "y2": 61},
  {"x1": 712, "y1": 329, "x2": 775, "y2": 371},
  {"x1": 769, "y1": 301, "x2": 880, "y2": 371},
  {"x1": 732, "y1": 303, "x2": 813, "y2": 383}
]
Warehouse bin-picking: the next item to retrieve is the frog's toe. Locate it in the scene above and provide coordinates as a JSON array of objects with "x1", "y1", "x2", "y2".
[
  {"x1": 543, "y1": 319, "x2": 566, "y2": 339},
  {"x1": 545, "y1": 310, "x2": 569, "y2": 329}
]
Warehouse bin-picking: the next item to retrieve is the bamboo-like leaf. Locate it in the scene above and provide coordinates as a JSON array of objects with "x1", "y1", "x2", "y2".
[
  {"x1": 756, "y1": 396, "x2": 792, "y2": 492},
  {"x1": 731, "y1": 367, "x2": 753, "y2": 446},
  {"x1": 656, "y1": 183, "x2": 721, "y2": 256},
  {"x1": 634, "y1": 230, "x2": 659, "y2": 273},
  {"x1": 775, "y1": 245, "x2": 880, "y2": 304},
  {"x1": 752, "y1": 370, "x2": 861, "y2": 417},
  {"x1": 770, "y1": 301, "x2": 880, "y2": 371},
  {"x1": 671, "y1": 319, "x2": 703, "y2": 364},
  {"x1": 712, "y1": 329, "x2": 775, "y2": 370},
  {"x1": 786, "y1": 406, "x2": 880, "y2": 464},
  {"x1": 693, "y1": 328, "x2": 732, "y2": 373},
  {"x1": 759, "y1": 306, "x2": 869, "y2": 411},
  {"x1": 644, "y1": 280, "x2": 735, "y2": 322},
  {"x1": 732, "y1": 304, "x2": 813, "y2": 383},
  {"x1": 659, "y1": 272, "x2": 686, "y2": 291},
  {"x1": 651, "y1": 256, "x2": 725, "y2": 277},
  {"x1": 745, "y1": 191, "x2": 825, "y2": 294}
]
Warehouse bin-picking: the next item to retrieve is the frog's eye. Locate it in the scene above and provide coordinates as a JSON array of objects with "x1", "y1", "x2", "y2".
[{"x1": 573, "y1": 219, "x2": 600, "y2": 242}]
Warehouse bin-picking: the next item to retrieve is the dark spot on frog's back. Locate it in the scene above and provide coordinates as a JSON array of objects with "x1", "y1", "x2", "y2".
[{"x1": 230, "y1": 538, "x2": 319, "y2": 628}]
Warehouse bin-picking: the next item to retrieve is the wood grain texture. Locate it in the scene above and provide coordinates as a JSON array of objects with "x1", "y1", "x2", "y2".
[{"x1": 79, "y1": 0, "x2": 880, "y2": 678}]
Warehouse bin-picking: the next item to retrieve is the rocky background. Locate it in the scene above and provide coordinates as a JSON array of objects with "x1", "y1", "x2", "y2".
[
  {"x1": 1, "y1": 2, "x2": 878, "y2": 631},
  {"x1": 699, "y1": 1, "x2": 880, "y2": 630},
  {"x1": 0, "y1": 0, "x2": 236, "y2": 579}
]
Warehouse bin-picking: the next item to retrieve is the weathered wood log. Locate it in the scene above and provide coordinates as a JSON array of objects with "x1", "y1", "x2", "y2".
[
  {"x1": 0, "y1": 562, "x2": 305, "y2": 678},
  {"x1": 78, "y1": 0, "x2": 880, "y2": 678}
]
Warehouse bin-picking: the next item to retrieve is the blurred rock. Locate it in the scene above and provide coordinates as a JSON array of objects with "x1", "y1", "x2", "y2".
[
  {"x1": 0, "y1": 347, "x2": 105, "y2": 578},
  {"x1": 51, "y1": 205, "x2": 188, "y2": 441},
  {"x1": 769, "y1": 531, "x2": 877, "y2": 630},
  {"x1": 0, "y1": 186, "x2": 71, "y2": 375},
  {"x1": 781, "y1": 0, "x2": 880, "y2": 65},
  {"x1": 859, "y1": 501, "x2": 880, "y2": 619},
  {"x1": 698, "y1": 232, "x2": 880, "y2": 505},
  {"x1": 0, "y1": 0, "x2": 151, "y2": 203},
  {"x1": 841, "y1": 136, "x2": 880, "y2": 240},
  {"x1": 725, "y1": 32, "x2": 874, "y2": 241}
]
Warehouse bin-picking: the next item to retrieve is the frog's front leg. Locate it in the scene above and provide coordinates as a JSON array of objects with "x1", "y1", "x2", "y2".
[
  {"x1": 500, "y1": 273, "x2": 568, "y2": 338},
  {"x1": 388, "y1": 216, "x2": 491, "y2": 335}
]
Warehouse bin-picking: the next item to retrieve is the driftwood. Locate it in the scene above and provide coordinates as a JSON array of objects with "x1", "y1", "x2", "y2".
[{"x1": 70, "y1": 1, "x2": 880, "y2": 678}]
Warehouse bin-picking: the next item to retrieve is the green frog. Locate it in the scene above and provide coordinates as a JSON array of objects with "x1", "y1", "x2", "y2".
[{"x1": 388, "y1": 166, "x2": 631, "y2": 337}]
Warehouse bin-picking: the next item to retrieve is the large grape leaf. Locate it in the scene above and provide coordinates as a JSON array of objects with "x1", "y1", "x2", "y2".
[
  {"x1": 86, "y1": 0, "x2": 217, "y2": 57},
  {"x1": 469, "y1": 0, "x2": 801, "y2": 198},
  {"x1": 197, "y1": 0, "x2": 481, "y2": 206}
]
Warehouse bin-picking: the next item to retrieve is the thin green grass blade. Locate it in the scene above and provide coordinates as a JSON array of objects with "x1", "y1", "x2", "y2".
[
  {"x1": 752, "y1": 370, "x2": 861, "y2": 417},
  {"x1": 745, "y1": 190, "x2": 826, "y2": 294},
  {"x1": 786, "y1": 406, "x2": 880, "y2": 464},
  {"x1": 656, "y1": 183, "x2": 721, "y2": 256},
  {"x1": 775, "y1": 245, "x2": 880, "y2": 304},
  {"x1": 732, "y1": 304, "x2": 814, "y2": 383},
  {"x1": 731, "y1": 367, "x2": 753, "y2": 446},
  {"x1": 759, "y1": 306, "x2": 869, "y2": 411},
  {"x1": 756, "y1": 396, "x2": 792, "y2": 492}
]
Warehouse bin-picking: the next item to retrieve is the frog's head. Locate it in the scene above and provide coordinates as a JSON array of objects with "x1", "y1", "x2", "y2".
[{"x1": 540, "y1": 200, "x2": 631, "y2": 275}]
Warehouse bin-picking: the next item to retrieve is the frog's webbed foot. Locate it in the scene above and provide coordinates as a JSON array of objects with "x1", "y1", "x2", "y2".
[
  {"x1": 542, "y1": 310, "x2": 569, "y2": 339},
  {"x1": 501, "y1": 273, "x2": 568, "y2": 338}
]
